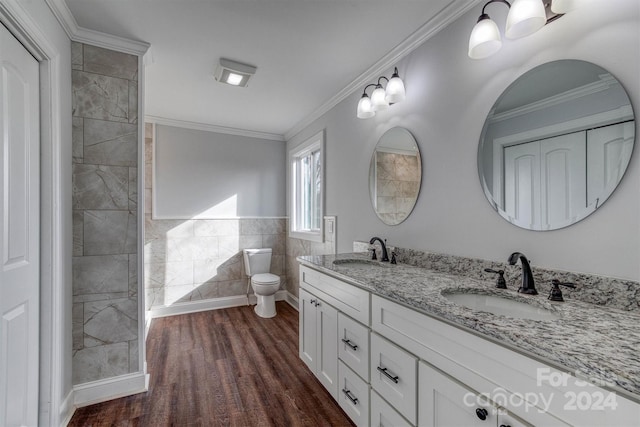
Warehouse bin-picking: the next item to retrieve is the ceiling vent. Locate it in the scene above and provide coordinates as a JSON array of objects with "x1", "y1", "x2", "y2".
[{"x1": 214, "y1": 58, "x2": 257, "y2": 87}]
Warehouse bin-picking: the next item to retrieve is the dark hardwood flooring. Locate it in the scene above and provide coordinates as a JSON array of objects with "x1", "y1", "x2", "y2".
[{"x1": 68, "y1": 302, "x2": 354, "y2": 426}]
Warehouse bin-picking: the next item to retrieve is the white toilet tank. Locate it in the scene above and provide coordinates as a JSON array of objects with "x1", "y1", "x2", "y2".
[{"x1": 243, "y1": 248, "x2": 272, "y2": 276}]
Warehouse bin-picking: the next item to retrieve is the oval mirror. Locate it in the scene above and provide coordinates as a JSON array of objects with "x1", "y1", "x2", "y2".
[
  {"x1": 478, "y1": 60, "x2": 635, "y2": 231},
  {"x1": 369, "y1": 127, "x2": 422, "y2": 225}
]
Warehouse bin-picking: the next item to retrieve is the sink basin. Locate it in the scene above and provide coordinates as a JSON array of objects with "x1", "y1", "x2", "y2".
[
  {"x1": 332, "y1": 259, "x2": 389, "y2": 269},
  {"x1": 442, "y1": 292, "x2": 559, "y2": 321}
]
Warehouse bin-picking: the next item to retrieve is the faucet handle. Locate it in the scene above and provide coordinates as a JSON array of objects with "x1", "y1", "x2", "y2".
[
  {"x1": 369, "y1": 247, "x2": 377, "y2": 260},
  {"x1": 484, "y1": 268, "x2": 507, "y2": 289},
  {"x1": 390, "y1": 251, "x2": 397, "y2": 264},
  {"x1": 548, "y1": 279, "x2": 576, "y2": 302}
]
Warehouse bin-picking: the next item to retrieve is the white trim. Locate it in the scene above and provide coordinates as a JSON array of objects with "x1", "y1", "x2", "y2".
[
  {"x1": 0, "y1": 2, "x2": 67, "y2": 427},
  {"x1": 285, "y1": 292, "x2": 299, "y2": 311},
  {"x1": 73, "y1": 372, "x2": 149, "y2": 409},
  {"x1": 148, "y1": 290, "x2": 289, "y2": 319},
  {"x1": 59, "y1": 391, "x2": 74, "y2": 427},
  {"x1": 150, "y1": 214, "x2": 288, "y2": 221},
  {"x1": 146, "y1": 115, "x2": 285, "y2": 142},
  {"x1": 45, "y1": 0, "x2": 149, "y2": 55},
  {"x1": 283, "y1": 0, "x2": 483, "y2": 140},
  {"x1": 489, "y1": 73, "x2": 619, "y2": 123}
]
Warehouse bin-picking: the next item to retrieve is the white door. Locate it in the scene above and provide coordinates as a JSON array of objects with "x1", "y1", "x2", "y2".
[
  {"x1": 0, "y1": 23, "x2": 40, "y2": 427},
  {"x1": 504, "y1": 141, "x2": 540, "y2": 228}
]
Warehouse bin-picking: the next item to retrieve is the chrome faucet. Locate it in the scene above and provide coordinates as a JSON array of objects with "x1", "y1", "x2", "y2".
[
  {"x1": 369, "y1": 237, "x2": 389, "y2": 262},
  {"x1": 508, "y1": 252, "x2": 537, "y2": 295}
]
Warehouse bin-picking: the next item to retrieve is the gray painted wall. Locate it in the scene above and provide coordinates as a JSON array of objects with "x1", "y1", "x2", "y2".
[
  {"x1": 154, "y1": 125, "x2": 286, "y2": 218},
  {"x1": 287, "y1": 1, "x2": 640, "y2": 281}
]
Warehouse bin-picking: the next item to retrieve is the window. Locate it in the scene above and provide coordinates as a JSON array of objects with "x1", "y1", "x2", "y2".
[{"x1": 290, "y1": 131, "x2": 324, "y2": 242}]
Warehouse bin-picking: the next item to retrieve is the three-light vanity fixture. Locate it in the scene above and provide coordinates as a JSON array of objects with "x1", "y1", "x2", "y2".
[
  {"x1": 468, "y1": 0, "x2": 577, "y2": 59},
  {"x1": 356, "y1": 67, "x2": 406, "y2": 119}
]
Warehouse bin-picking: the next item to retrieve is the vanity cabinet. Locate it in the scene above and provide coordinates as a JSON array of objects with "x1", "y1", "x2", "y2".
[
  {"x1": 298, "y1": 288, "x2": 338, "y2": 399},
  {"x1": 298, "y1": 264, "x2": 640, "y2": 427}
]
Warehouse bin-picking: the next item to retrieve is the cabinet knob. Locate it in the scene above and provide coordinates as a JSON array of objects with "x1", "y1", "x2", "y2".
[{"x1": 475, "y1": 408, "x2": 488, "y2": 420}]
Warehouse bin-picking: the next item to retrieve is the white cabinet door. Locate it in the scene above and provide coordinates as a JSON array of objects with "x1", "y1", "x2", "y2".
[
  {"x1": 298, "y1": 288, "x2": 338, "y2": 399},
  {"x1": 371, "y1": 333, "x2": 417, "y2": 425},
  {"x1": 371, "y1": 389, "x2": 412, "y2": 427},
  {"x1": 0, "y1": 23, "x2": 40, "y2": 427},
  {"x1": 419, "y1": 361, "x2": 496, "y2": 427},
  {"x1": 316, "y1": 297, "x2": 338, "y2": 399},
  {"x1": 338, "y1": 360, "x2": 369, "y2": 427},
  {"x1": 338, "y1": 312, "x2": 369, "y2": 381},
  {"x1": 299, "y1": 288, "x2": 317, "y2": 372}
]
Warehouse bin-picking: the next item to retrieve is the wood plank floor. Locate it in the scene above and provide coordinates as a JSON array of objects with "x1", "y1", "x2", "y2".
[{"x1": 68, "y1": 302, "x2": 355, "y2": 426}]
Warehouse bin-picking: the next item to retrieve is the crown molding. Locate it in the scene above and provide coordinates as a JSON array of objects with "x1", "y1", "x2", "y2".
[
  {"x1": 145, "y1": 115, "x2": 286, "y2": 142},
  {"x1": 283, "y1": 0, "x2": 484, "y2": 141},
  {"x1": 45, "y1": 0, "x2": 149, "y2": 55}
]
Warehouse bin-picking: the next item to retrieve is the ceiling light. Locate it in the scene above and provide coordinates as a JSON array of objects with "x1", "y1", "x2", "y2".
[
  {"x1": 356, "y1": 67, "x2": 406, "y2": 119},
  {"x1": 214, "y1": 58, "x2": 257, "y2": 87},
  {"x1": 468, "y1": 0, "x2": 567, "y2": 60},
  {"x1": 551, "y1": 0, "x2": 577, "y2": 14}
]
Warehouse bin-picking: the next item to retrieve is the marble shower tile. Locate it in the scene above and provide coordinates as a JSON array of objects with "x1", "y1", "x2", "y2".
[
  {"x1": 128, "y1": 81, "x2": 138, "y2": 124},
  {"x1": 83, "y1": 44, "x2": 138, "y2": 81},
  {"x1": 73, "y1": 210, "x2": 83, "y2": 256},
  {"x1": 129, "y1": 254, "x2": 138, "y2": 297},
  {"x1": 84, "y1": 298, "x2": 138, "y2": 347},
  {"x1": 73, "y1": 303, "x2": 84, "y2": 350},
  {"x1": 73, "y1": 164, "x2": 129, "y2": 210},
  {"x1": 72, "y1": 117, "x2": 83, "y2": 163},
  {"x1": 83, "y1": 210, "x2": 136, "y2": 255},
  {"x1": 129, "y1": 340, "x2": 139, "y2": 373},
  {"x1": 71, "y1": 42, "x2": 83, "y2": 71},
  {"x1": 73, "y1": 342, "x2": 129, "y2": 384},
  {"x1": 83, "y1": 119, "x2": 137, "y2": 166},
  {"x1": 73, "y1": 254, "x2": 129, "y2": 295},
  {"x1": 72, "y1": 70, "x2": 129, "y2": 123},
  {"x1": 129, "y1": 167, "x2": 138, "y2": 211}
]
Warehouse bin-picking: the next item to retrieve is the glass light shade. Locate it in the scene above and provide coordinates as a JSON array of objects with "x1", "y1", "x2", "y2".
[
  {"x1": 357, "y1": 95, "x2": 375, "y2": 119},
  {"x1": 371, "y1": 86, "x2": 389, "y2": 111},
  {"x1": 505, "y1": 0, "x2": 547, "y2": 39},
  {"x1": 468, "y1": 16, "x2": 502, "y2": 59},
  {"x1": 551, "y1": 0, "x2": 577, "y2": 13},
  {"x1": 385, "y1": 75, "x2": 406, "y2": 104}
]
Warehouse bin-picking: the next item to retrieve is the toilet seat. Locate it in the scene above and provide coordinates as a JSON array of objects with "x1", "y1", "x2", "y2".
[{"x1": 251, "y1": 273, "x2": 280, "y2": 285}]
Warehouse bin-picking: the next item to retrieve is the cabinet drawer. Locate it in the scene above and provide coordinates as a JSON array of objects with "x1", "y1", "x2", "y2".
[
  {"x1": 371, "y1": 390, "x2": 413, "y2": 427},
  {"x1": 370, "y1": 333, "x2": 417, "y2": 425},
  {"x1": 300, "y1": 265, "x2": 370, "y2": 324},
  {"x1": 338, "y1": 313, "x2": 369, "y2": 381},
  {"x1": 338, "y1": 360, "x2": 369, "y2": 427}
]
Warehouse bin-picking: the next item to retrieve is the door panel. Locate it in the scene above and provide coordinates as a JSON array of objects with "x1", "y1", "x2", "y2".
[{"x1": 0, "y1": 22, "x2": 40, "y2": 427}]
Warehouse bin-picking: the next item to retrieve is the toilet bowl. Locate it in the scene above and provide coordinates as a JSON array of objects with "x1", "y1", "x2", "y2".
[{"x1": 243, "y1": 248, "x2": 280, "y2": 318}]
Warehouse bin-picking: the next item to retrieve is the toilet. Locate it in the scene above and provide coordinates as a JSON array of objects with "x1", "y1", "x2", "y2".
[{"x1": 243, "y1": 248, "x2": 280, "y2": 318}]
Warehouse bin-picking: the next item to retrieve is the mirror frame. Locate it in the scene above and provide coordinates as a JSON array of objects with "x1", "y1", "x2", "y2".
[
  {"x1": 369, "y1": 127, "x2": 422, "y2": 226},
  {"x1": 477, "y1": 60, "x2": 635, "y2": 231}
]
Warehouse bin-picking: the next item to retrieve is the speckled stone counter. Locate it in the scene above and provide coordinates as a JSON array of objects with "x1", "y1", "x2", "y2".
[{"x1": 297, "y1": 253, "x2": 640, "y2": 402}]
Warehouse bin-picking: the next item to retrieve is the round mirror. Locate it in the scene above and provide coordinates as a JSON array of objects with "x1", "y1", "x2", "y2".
[
  {"x1": 369, "y1": 127, "x2": 422, "y2": 225},
  {"x1": 478, "y1": 60, "x2": 635, "y2": 231}
]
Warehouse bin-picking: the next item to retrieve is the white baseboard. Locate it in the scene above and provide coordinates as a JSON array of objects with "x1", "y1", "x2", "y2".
[
  {"x1": 59, "y1": 390, "x2": 75, "y2": 427},
  {"x1": 148, "y1": 290, "x2": 289, "y2": 319},
  {"x1": 73, "y1": 371, "x2": 149, "y2": 409},
  {"x1": 285, "y1": 292, "x2": 299, "y2": 310}
]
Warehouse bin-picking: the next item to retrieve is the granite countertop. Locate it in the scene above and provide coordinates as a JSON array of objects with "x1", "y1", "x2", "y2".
[{"x1": 297, "y1": 253, "x2": 640, "y2": 402}]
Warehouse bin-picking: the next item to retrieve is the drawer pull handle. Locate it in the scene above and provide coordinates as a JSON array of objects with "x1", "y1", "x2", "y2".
[
  {"x1": 342, "y1": 388, "x2": 359, "y2": 405},
  {"x1": 377, "y1": 366, "x2": 399, "y2": 384},
  {"x1": 476, "y1": 408, "x2": 488, "y2": 420},
  {"x1": 341, "y1": 338, "x2": 358, "y2": 350},
  {"x1": 309, "y1": 299, "x2": 316, "y2": 305}
]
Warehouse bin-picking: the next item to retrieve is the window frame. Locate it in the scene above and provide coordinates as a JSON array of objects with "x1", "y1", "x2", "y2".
[{"x1": 289, "y1": 130, "x2": 324, "y2": 242}]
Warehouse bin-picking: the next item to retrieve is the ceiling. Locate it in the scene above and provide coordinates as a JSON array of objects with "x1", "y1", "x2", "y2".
[{"x1": 64, "y1": 0, "x2": 468, "y2": 139}]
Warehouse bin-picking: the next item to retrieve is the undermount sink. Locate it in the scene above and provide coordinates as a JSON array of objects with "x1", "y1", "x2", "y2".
[
  {"x1": 332, "y1": 259, "x2": 390, "y2": 269},
  {"x1": 442, "y1": 292, "x2": 560, "y2": 321}
]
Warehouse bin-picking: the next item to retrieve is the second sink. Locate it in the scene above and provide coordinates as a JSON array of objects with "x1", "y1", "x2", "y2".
[{"x1": 442, "y1": 291, "x2": 560, "y2": 321}]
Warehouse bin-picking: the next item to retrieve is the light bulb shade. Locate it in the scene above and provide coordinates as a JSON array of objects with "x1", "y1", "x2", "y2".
[
  {"x1": 551, "y1": 0, "x2": 577, "y2": 13},
  {"x1": 385, "y1": 75, "x2": 406, "y2": 104},
  {"x1": 357, "y1": 95, "x2": 375, "y2": 119},
  {"x1": 468, "y1": 16, "x2": 502, "y2": 59},
  {"x1": 371, "y1": 86, "x2": 389, "y2": 111},
  {"x1": 505, "y1": 0, "x2": 547, "y2": 39}
]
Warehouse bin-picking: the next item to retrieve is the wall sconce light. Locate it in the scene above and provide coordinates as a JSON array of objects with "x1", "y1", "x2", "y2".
[
  {"x1": 357, "y1": 67, "x2": 406, "y2": 119},
  {"x1": 468, "y1": 0, "x2": 567, "y2": 60}
]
